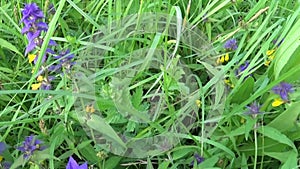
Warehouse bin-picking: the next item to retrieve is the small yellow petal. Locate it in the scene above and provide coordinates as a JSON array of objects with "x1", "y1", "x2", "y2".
[
  {"x1": 31, "y1": 83, "x2": 41, "y2": 90},
  {"x1": 240, "y1": 118, "x2": 245, "y2": 124},
  {"x1": 28, "y1": 54, "x2": 36, "y2": 63},
  {"x1": 216, "y1": 58, "x2": 220, "y2": 64},
  {"x1": 225, "y1": 53, "x2": 229, "y2": 62},
  {"x1": 272, "y1": 98, "x2": 285, "y2": 107},
  {"x1": 264, "y1": 60, "x2": 271, "y2": 66},
  {"x1": 195, "y1": 100, "x2": 201, "y2": 107},
  {"x1": 37, "y1": 75, "x2": 44, "y2": 82},
  {"x1": 268, "y1": 54, "x2": 275, "y2": 60},
  {"x1": 86, "y1": 104, "x2": 95, "y2": 113},
  {"x1": 220, "y1": 56, "x2": 225, "y2": 63},
  {"x1": 266, "y1": 49, "x2": 275, "y2": 56}
]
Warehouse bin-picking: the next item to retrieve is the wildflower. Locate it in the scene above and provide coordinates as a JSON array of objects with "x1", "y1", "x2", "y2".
[
  {"x1": 17, "y1": 135, "x2": 45, "y2": 159},
  {"x1": 272, "y1": 82, "x2": 294, "y2": 101},
  {"x1": 0, "y1": 142, "x2": 5, "y2": 155},
  {"x1": 272, "y1": 98, "x2": 285, "y2": 107},
  {"x1": 21, "y1": 3, "x2": 56, "y2": 62},
  {"x1": 195, "y1": 100, "x2": 201, "y2": 108},
  {"x1": 235, "y1": 61, "x2": 251, "y2": 78},
  {"x1": 224, "y1": 78, "x2": 234, "y2": 88},
  {"x1": 264, "y1": 49, "x2": 275, "y2": 66},
  {"x1": 2, "y1": 161, "x2": 11, "y2": 169},
  {"x1": 31, "y1": 76, "x2": 55, "y2": 90},
  {"x1": 272, "y1": 38, "x2": 284, "y2": 47},
  {"x1": 50, "y1": 49, "x2": 75, "y2": 73},
  {"x1": 189, "y1": 153, "x2": 204, "y2": 167},
  {"x1": 224, "y1": 38, "x2": 238, "y2": 51},
  {"x1": 21, "y1": 3, "x2": 47, "y2": 55},
  {"x1": 245, "y1": 102, "x2": 262, "y2": 116},
  {"x1": 85, "y1": 104, "x2": 95, "y2": 113},
  {"x1": 48, "y1": 3, "x2": 56, "y2": 15},
  {"x1": 28, "y1": 53, "x2": 36, "y2": 63},
  {"x1": 0, "y1": 142, "x2": 6, "y2": 162},
  {"x1": 216, "y1": 53, "x2": 229, "y2": 65},
  {"x1": 66, "y1": 156, "x2": 88, "y2": 169}
]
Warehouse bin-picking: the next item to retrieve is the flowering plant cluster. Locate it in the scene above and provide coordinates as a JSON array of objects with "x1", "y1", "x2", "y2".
[
  {"x1": 21, "y1": 3, "x2": 75, "y2": 90},
  {"x1": 1, "y1": 135, "x2": 88, "y2": 168}
]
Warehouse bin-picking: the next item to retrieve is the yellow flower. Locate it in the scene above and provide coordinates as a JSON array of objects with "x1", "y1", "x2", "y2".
[
  {"x1": 37, "y1": 75, "x2": 44, "y2": 82},
  {"x1": 195, "y1": 100, "x2": 201, "y2": 107},
  {"x1": 217, "y1": 53, "x2": 229, "y2": 65},
  {"x1": 28, "y1": 54, "x2": 36, "y2": 63},
  {"x1": 0, "y1": 155, "x2": 3, "y2": 162},
  {"x1": 265, "y1": 49, "x2": 276, "y2": 67},
  {"x1": 240, "y1": 117, "x2": 245, "y2": 124},
  {"x1": 266, "y1": 49, "x2": 275, "y2": 56},
  {"x1": 264, "y1": 60, "x2": 271, "y2": 66},
  {"x1": 224, "y1": 78, "x2": 234, "y2": 88},
  {"x1": 85, "y1": 104, "x2": 95, "y2": 113},
  {"x1": 272, "y1": 98, "x2": 285, "y2": 107},
  {"x1": 31, "y1": 83, "x2": 41, "y2": 90}
]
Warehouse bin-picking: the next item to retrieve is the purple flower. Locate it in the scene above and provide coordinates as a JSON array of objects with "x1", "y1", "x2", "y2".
[
  {"x1": 189, "y1": 153, "x2": 204, "y2": 167},
  {"x1": 272, "y1": 82, "x2": 294, "y2": 101},
  {"x1": 0, "y1": 142, "x2": 6, "y2": 154},
  {"x1": 224, "y1": 38, "x2": 238, "y2": 51},
  {"x1": 21, "y1": 3, "x2": 56, "y2": 62},
  {"x1": 41, "y1": 76, "x2": 55, "y2": 90},
  {"x1": 2, "y1": 161, "x2": 12, "y2": 169},
  {"x1": 245, "y1": 102, "x2": 262, "y2": 115},
  {"x1": 48, "y1": 3, "x2": 56, "y2": 15},
  {"x1": 235, "y1": 61, "x2": 251, "y2": 78},
  {"x1": 17, "y1": 135, "x2": 45, "y2": 159},
  {"x1": 66, "y1": 156, "x2": 88, "y2": 169},
  {"x1": 50, "y1": 49, "x2": 75, "y2": 73},
  {"x1": 21, "y1": 3, "x2": 48, "y2": 55},
  {"x1": 21, "y1": 3, "x2": 44, "y2": 25},
  {"x1": 272, "y1": 38, "x2": 284, "y2": 47}
]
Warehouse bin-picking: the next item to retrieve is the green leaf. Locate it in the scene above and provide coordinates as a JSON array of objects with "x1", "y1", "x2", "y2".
[
  {"x1": 278, "y1": 46, "x2": 300, "y2": 82},
  {"x1": 104, "y1": 156, "x2": 122, "y2": 169},
  {"x1": 172, "y1": 146, "x2": 196, "y2": 160},
  {"x1": 79, "y1": 142, "x2": 98, "y2": 163},
  {"x1": 264, "y1": 151, "x2": 297, "y2": 163},
  {"x1": 257, "y1": 126, "x2": 297, "y2": 152},
  {"x1": 268, "y1": 101, "x2": 300, "y2": 132},
  {"x1": 147, "y1": 157, "x2": 154, "y2": 169},
  {"x1": 87, "y1": 114, "x2": 126, "y2": 148},
  {"x1": 0, "y1": 38, "x2": 22, "y2": 56},
  {"x1": 231, "y1": 77, "x2": 254, "y2": 104},
  {"x1": 280, "y1": 151, "x2": 298, "y2": 169},
  {"x1": 274, "y1": 8, "x2": 300, "y2": 78}
]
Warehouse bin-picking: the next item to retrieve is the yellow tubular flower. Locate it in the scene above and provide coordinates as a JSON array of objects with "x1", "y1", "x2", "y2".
[
  {"x1": 217, "y1": 53, "x2": 230, "y2": 65},
  {"x1": 85, "y1": 104, "x2": 95, "y2": 113},
  {"x1": 224, "y1": 53, "x2": 229, "y2": 62},
  {"x1": 31, "y1": 83, "x2": 42, "y2": 90},
  {"x1": 266, "y1": 49, "x2": 275, "y2": 56},
  {"x1": 28, "y1": 54, "x2": 36, "y2": 63},
  {"x1": 264, "y1": 60, "x2": 271, "y2": 66},
  {"x1": 195, "y1": 100, "x2": 201, "y2": 108},
  {"x1": 37, "y1": 75, "x2": 44, "y2": 82},
  {"x1": 272, "y1": 98, "x2": 285, "y2": 107}
]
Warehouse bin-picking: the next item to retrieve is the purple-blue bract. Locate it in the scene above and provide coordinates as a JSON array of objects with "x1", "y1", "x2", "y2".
[
  {"x1": 17, "y1": 135, "x2": 45, "y2": 159},
  {"x1": 272, "y1": 82, "x2": 294, "y2": 101},
  {"x1": 66, "y1": 156, "x2": 88, "y2": 169}
]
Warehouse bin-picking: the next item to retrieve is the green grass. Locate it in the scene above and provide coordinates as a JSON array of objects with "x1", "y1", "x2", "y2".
[{"x1": 0, "y1": 0, "x2": 300, "y2": 168}]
